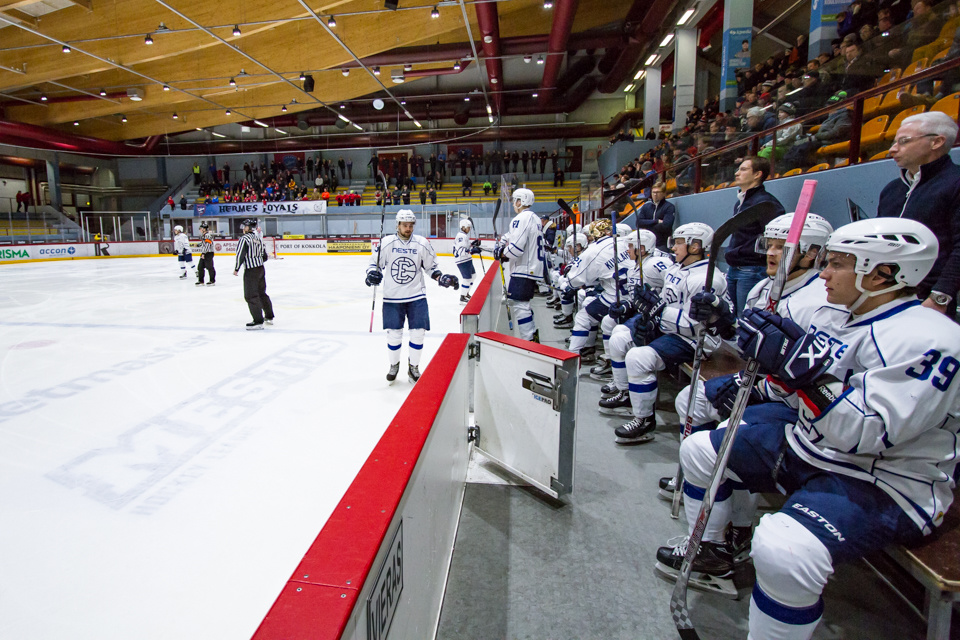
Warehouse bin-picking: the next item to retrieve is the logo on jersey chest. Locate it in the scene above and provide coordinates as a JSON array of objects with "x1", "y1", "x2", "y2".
[{"x1": 391, "y1": 256, "x2": 418, "y2": 284}]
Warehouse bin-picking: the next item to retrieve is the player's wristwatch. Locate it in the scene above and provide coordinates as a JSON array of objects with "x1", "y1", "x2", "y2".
[{"x1": 930, "y1": 291, "x2": 953, "y2": 306}]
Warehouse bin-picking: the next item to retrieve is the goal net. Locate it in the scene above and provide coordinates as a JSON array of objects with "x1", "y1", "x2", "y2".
[{"x1": 263, "y1": 236, "x2": 280, "y2": 260}]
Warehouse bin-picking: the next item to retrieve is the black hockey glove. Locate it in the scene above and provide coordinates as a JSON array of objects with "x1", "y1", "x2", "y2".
[
  {"x1": 704, "y1": 371, "x2": 764, "y2": 420},
  {"x1": 470, "y1": 246, "x2": 483, "y2": 256},
  {"x1": 435, "y1": 273, "x2": 460, "y2": 289},
  {"x1": 471, "y1": 239, "x2": 481, "y2": 248},
  {"x1": 737, "y1": 309, "x2": 834, "y2": 389},
  {"x1": 635, "y1": 284, "x2": 662, "y2": 319},
  {"x1": 493, "y1": 244, "x2": 508, "y2": 263},
  {"x1": 365, "y1": 270, "x2": 383, "y2": 287},
  {"x1": 690, "y1": 292, "x2": 736, "y2": 339}
]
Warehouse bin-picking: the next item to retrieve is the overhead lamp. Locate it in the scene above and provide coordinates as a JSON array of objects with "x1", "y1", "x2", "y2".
[
  {"x1": 121, "y1": 115, "x2": 127, "y2": 122},
  {"x1": 660, "y1": 33, "x2": 675, "y2": 47},
  {"x1": 211, "y1": 131, "x2": 226, "y2": 138},
  {"x1": 144, "y1": 34, "x2": 154, "y2": 45},
  {"x1": 254, "y1": 120, "x2": 269, "y2": 127},
  {"x1": 62, "y1": 44, "x2": 71, "y2": 53},
  {"x1": 523, "y1": 55, "x2": 532, "y2": 63},
  {"x1": 338, "y1": 114, "x2": 350, "y2": 122},
  {"x1": 373, "y1": 66, "x2": 381, "y2": 76},
  {"x1": 299, "y1": 71, "x2": 306, "y2": 81},
  {"x1": 275, "y1": 128, "x2": 288, "y2": 134},
  {"x1": 99, "y1": 88, "x2": 107, "y2": 96},
  {"x1": 156, "y1": 22, "x2": 170, "y2": 31},
  {"x1": 414, "y1": 120, "x2": 422, "y2": 128},
  {"x1": 352, "y1": 123, "x2": 363, "y2": 131},
  {"x1": 488, "y1": 115, "x2": 494, "y2": 123},
  {"x1": 623, "y1": 84, "x2": 634, "y2": 93},
  {"x1": 453, "y1": 61, "x2": 461, "y2": 71},
  {"x1": 400, "y1": 99, "x2": 406, "y2": 105},
  {"x1": 225, "y1": 109, "x2": 231, "y2": 115},
  {"x1": 172, "y1": 112, "x2": 178, "y2": 119},
  {"x1": 73, "y1": 121, "x2": 79, "y2": 126},
  {"x1": 232, "y1": 25, "x2": 241, "y2": 36},
  {"x1": 404, "y1": 64, "x2": 412, "y2": 72},
  {"x1": 543, "y1": 0, "x2": 554, "y2": 7},
  {"x1": 431, "y1": 6, "x2": 439, "y2": 18},
  {"x1": 532, "y1": 92, "x2": 538, "y2": 98},
  {"x1": 327, "y1": 15, "x2": 337, "y2": 28},
  {"x1": 536, "y1": 55, "x2": 544, "y2": 65},
  {"x1": 40, "y1": 94, "x2": 48, "y2": 101},
  {"x1": 392, "y1": 70, "x2": 405, "y2": 84},
  {"x1": 340, "y1": 103, "x2": 346, "y2": 109},
  {"x1": 341, "y1": 68, "x2": 350, "y2": 77},
  {"x1": 464, "y1": 96, "x2": 470, "y2": 102},
  {"x1": 281, "y1": 105, "x2": 287, "y2": 112},
  {"x1": 229, "y1": 77, "x2": 236, "y2": 86},
  {"x1": 491, "y1": 77, "x2": 498, "y2": 84},
  {"x1": 163, "y1": 84, "x2": 171, "y2": 91},
  {"x1": 127, "y1": 88, "x2": 143, "y2": 101},
  {"x1": 677, "y1": 5, "x2": 697, "y2": 26},
  {"x1": 486, "y1": 104, "x2": 492, "y2": 114},
  {"x1": 645, "y1": 54, "x2": 659, "y2": 66},
  {"x1": 634, "y1": 69, "x2": 645, "y2": 81}
]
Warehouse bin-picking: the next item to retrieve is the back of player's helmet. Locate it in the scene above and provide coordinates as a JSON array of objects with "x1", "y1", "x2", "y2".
[{"x1": 512, "y1": 188, "x2": 535, "y2": 208}]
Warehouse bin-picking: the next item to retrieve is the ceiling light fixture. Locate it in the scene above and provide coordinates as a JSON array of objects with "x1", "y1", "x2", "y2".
[
  {"x1": 634, "y1": 69, "x2": 645, "y2": 80},
  {"x1": 156, "y1": 22, "x2": 169, "y2": 31},
  {"x1": 543, "y1": 0, "x2": 554, "y2": 7},
  {"x1": 404, "y1": 64, "x2": 412, "y2": 72},
  {"x1": 486, "y1": 104, "x2": 492, "y2": 114},
  {"x1": 299, "y1": 71, "x2": 306, "y2": 81},
  {"x1": 341, "y1": 68, "x2": 349, "y2": 77},
  {"x1": 490, "y1": 77, "x2": 498, "y2": 84},
  {"x1": 660, "y1": 33, "x2": 675, "y2": 47},
  {"x1": 338, "y1": 114, "x2": 350, "y2": 122},
  {"x1": 163, "y1": 84, "x2": 171, "y2": 91},
  {"x1": 99, "y1": 88, "x2": 107, "y2": 96},
  {"x1": 127, "y1": 88, "x2": 143, "y2": 101},
  {"x1": 232, "y1": 25, "x2": 241, "y2": 36},
  {"x1": 172, "y1": 112, "x2": 178, "y2": 119},
  {"x1": 414, "y1": 120, "x2": 422, "y2": 128},
  {"x1": 327, "y1": 15, "x2": 337, "y2": 28},
  {"x1": 121, "y1": 115, "x2": 127, "y2": 122},
  {"x1": 352, "y1": 123, "x2": 363, "y2": 131},
  {"x1": 536, "y1": 55, "x2": 544, "y2": 65},
  {"x1": 73, "y1": 121, "x2": 79, "y2": 125},
  {"x1": 211, "y1": 131, "x2": 226, "y2": 138},
  {"x1": 340, "y1": 103, "x2": 345, "y2": 109},
  {"x1": 453, "y1": 61, "x2": 461, "y2": 71},
  {"x1": 400, "y1": 99, "x2": 406, "y2": 105},
  {"x1": 275, "y1": 128, "x2": 288, "y2": 134},
  {"x1": 373, "y1": 66, "x2": 381, "y2": 76},
  {"x1": 281, "y1": 105, "x2": 287, "y2": 112},
  {"x1": 488, "y1": 115, "x2": 494, "y2": 123},
  {"x1": 623, "y1": 84, "x2": 634, "y2": 93},
  {"x1": 229, "y1": 77, "x2": 236, "y2": 86},
  {"x1": 464, "y1": 96, "x2": 470, "y2": 101},
  {"x1": 62, "y1": 44, "x2": 71, "y2": 53},
  {"x1": 225, "y1": 109, "x2": 231, "y2": 115},
  {"x1": 40, "y1": 94, "x2": 48, "y2": 101},
  {"x1": 644, "y1": 54, "x2": 659, "y2": 66},
  {"x1": 431, "y1": 6, "x2": 439, "y2": 18},
  {"x1": 677, "y1": 5, "x2": 697, "y2": 26},
  {"x1": 254, "y1": 120, "x2": 269, "y2": 128},
  {"x1": 144, "y1": 34, "x2": 153, "y2": 45},
  {"x1": 532, "y1": 92, "x2": 538, "y2": 98},
  {"x1": 523, "y1": 55, "x2": 532, "y2": 64}
]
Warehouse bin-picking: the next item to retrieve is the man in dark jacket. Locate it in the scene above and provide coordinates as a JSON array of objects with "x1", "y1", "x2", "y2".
[
  {"x1": 725, "y1": 156, "x2": 786, "y2": 316},
  {"x1": 624, "y1": 182, "x2": 675, "y2": 251},
  {"x1": 878, "y1": 112, "x2": 960, "y2": 315}
]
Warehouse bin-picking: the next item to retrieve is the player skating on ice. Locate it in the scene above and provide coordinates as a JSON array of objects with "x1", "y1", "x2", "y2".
[
  {"x1": 365, "y1": 209, "x2": 459, "y2": 383},
  {"x1": 493, "y1": 188, "x2": 544, "y2": 342},
  {"x1": 233, "y1": 218, "x2": 274, "y2": 330},
  {"x1": 453, "y1": 218, "x2": 478, "y2": 304},
  {"x1": 173, "y1": 225, "x2": 195, "y2": 279},
  {"x1": 195, "y1": 221, "x2": 216, "y2": 286},
  {"x1": 596, "y1": 229, "x2": 673, "y2": 404},
  {"x1": 613, "y1": 222, "x2": 731, "y2": 445},
  {"x1": 656, "y1": 218, "x2": 960, "y2": 639}
]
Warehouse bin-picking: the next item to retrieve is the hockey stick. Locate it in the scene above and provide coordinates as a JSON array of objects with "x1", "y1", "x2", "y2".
[
  {"x1": 669, "y1": 199, "x2": 782, "y2": 519},
  {"x1": 670, "y1": 181, "x2": 818, "y2": 640},
  {"x1": 466, "y1": 214, "x2": 486, "y2": 274},
  {"x1": 369, "y1": 169, "x2": 389, "y2": 333},
  {"x1": 611, "y1": 205, "x2": 621, "y2": 306}
]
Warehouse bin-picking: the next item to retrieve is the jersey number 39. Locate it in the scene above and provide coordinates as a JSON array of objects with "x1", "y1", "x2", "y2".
[{"x1": 905, "y1": 349, "x2": 959, "y2": 392}]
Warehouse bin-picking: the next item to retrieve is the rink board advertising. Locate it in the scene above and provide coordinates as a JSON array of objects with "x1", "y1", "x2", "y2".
[
  {"x1": 327, "y1": 240, "x2": 372, "y2": 253},
  {"x1": 367, "y1": 521, "x2": 403, "y2": 640}
]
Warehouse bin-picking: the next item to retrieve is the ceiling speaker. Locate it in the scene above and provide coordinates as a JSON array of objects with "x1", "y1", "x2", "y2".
[
  {"x1": 384, "y1": 0, "x2": 399, "y2": 9},
  {"x1": 303, "y1": 74, "x2": 315, "y2": 93}
]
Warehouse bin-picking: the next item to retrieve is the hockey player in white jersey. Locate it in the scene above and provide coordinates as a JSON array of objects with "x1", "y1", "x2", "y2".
[
  {"x1": 173, "y1": 225, "x2": 195, "y2": 279},
  {"x1": 452, "y1": 218, "x2": 478, "y2": 304},
  {"x1": 553, "y1": 231, "x2": 589, "y2": 327},
  {"x1": 610, "y1": 222, "x2": 730, "y2": 444},
  {"x1": 657, "y1": 218, "x2": 960, "y2": 640},
  {"x1": 493, "y1": 188, "x2": 544, "y2": 342},
  {"x1": 365, "y1": 210, "x2": 460, "y2": 383},
  {"x1": 592, "y1": 229, "x2": 672, "y2": 382},
  {"x1": 558, "y1": 218, "x2": 630, "y2": 364}
]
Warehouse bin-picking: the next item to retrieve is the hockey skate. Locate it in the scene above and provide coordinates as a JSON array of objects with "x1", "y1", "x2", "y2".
[
  {"x1": 531, "y1": 330, "x2": 540, "y2": 344},
  {"x1": 726, "y1": 525, "x2": 753, "y2": 565},
  {"x1": 588, "y1": 356, "x2": 612, "y2": 381},
  {"x1": 206, "y1": 281, "x2": 215, "y2": 286},
  {"x1": 179, "y1": 272, "x2": 188, "y2": 279},
  {"x1": 386, "y1": 363, "x2": 400, "y2": 384},
  {"x1": 195, "y1": 281, "x2": 204, "y2": 286},
  {"x1": 614, "y1": 415, "x2": 655, "y2": 444},
  {"x1": 654, "y1": 536, "x2": 738, "y2": 599},
  {"x1": 658, "y1": 476, "x2": 682, "y2": 504},
  {"x1": 598, "y1": 390, "x2": 633, "y2": 417},
  {"x1": 408, "y1": 363, "x2": 421, "y2": 383},
  {"x1": 459, "y1": 294, "x2": 472, "y2": 304},
  {"x1": 264, "y1": 318, "x2": 274, "y2": 325},
  {"x1": 553, "y1": 314, "x2": 573, "y2": 329},
  {"x1": 578, "y1": 346, "x2": 596, "y2": 366},
  {"x1": 245, "y1": 321, "x2": 264, "y2": 330},
  {"x1": 600, "y1": 382, "x2": 620, "y2": 397}
]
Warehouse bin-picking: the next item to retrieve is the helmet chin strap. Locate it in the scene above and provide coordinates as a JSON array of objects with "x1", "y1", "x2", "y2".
[{"x1": 849, "y1": 272, "x2": 906, "y2": 314}]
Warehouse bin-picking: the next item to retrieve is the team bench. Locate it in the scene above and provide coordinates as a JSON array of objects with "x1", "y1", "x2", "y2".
[{"x1": 676, "y1": 346, "x2": 960, "y2": 639}]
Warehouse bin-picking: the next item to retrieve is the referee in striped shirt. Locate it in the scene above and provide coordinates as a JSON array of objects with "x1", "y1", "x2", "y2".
[{"x1": 233, "y1": 218, "x2": 275, "y2": 330}]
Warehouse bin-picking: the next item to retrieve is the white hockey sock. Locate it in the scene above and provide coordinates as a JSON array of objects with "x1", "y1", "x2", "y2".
[
  {"x1": 731, "y1": 489, "x2": 761, "y2": 528},
  {"x1": 408, "y1": 328, "x2": 425, "y2": 366},
  {"x1": 680, "y1": 430, "x2": 732, "y2": 542},
  {"x1": 387, "y1": 329, "x2": 403, "y2": 365},
  {"x1": 625, "y1": 346, "x2": 663, "y2": 418},
  {"x1": 462, "y1": 278, "x2": 473, "y2": 295}
]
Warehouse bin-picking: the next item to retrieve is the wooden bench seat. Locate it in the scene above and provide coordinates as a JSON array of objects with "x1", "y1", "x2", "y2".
[{"x1": 679, "y1": 342, "x2": 745, "y2": 382}]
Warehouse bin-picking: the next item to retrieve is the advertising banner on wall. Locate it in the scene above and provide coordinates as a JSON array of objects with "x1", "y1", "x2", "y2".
[
  {"x1": 327, "y1": 239, "x2": 372, "y2": 253},
  {"x1": 720, "y1": 27, "x2": 753, "y2": 91},
  {"x1": 195, "y1": 201, "x2": 328, "y2": 217}
]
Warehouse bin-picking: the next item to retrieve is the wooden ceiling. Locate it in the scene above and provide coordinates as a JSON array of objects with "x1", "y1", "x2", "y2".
[{"x1": 0, "y1": 0, "x2": 631, "y2": 142}]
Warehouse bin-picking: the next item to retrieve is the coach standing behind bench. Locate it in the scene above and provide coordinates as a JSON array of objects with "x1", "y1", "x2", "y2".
[
  {"x1": 625, "y1": 182, "x2": 675, "y2": 252},
  {"x1": 879, "y1": 111, "x2": 960, "y2": 317}
]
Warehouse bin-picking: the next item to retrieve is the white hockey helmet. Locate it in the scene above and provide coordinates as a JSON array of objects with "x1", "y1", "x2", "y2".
[
  {"x1": 460, "y1": 218, "x2": 472, "y2": 231},
  {"x1": 826, "y1": 218, "x2": 938, "y2": 290},
  {"x1": 512, "y1": 188, "x2": 535, "y2": 208},
  {"x1": 616, "y1": 223, "x2": 632, "y2": 237},
  {"x1": 625, "y1": 229, "x2": 657, "y2": 254},
  {"x1": 670, "y1": 222, "x2": 714, "y2": 252},
  {"x1": 757, "y1": 212, "x2": 834, "y2": 256},
  {"x1": 565, "y1": 232, "x2": 588, "y2": 252},
  {"x1": 174, "y1": 225, "x2": 183, "y2": 233},
  {"x1": 396, "y1": 209, "x2": 417, "y2": 224}
]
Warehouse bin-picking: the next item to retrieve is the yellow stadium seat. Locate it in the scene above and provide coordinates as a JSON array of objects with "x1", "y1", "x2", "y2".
[
  {"x1": 806, "y1": 163, "x2": 830, "y2": 173},
  {"x1": 702, "y1": 185, "x2": 715, "y2": 192},
  {"x1": 862, "y1": 94, "x2": 884, "y2": 119},
  {"x1": 877, "y1": 69, "x2": 901, "y2": 87},
  {"x1": 884, "y1": 105, "x2": 928, "y2": 142},
  {"x1": 870, "y1": 149, "x2": 892, "y2": 161},
  {"x1": 931, "y1": 48, "x2": 951, "y2": 66},
  {"x1": 781, "y1": 168, "x2": 803, "y2": 177},
  {"x1": 931, "y1": 92, "x2": 960, "y2": 120},
  {"x1": 665, "y1": 178, "x2": 677, "y2": 193},
  {"x1": 835, "y1": 158, "x2": 850, "y2": 167},
  {"x1": 818, "y1": 115, "x2": 889, "y2": 157},
  {"x1": 902, "y1": 58, "x2": 928, "y2": 78},
  {"x1": 715, "y1": 182, "x2": 729, "y2": 189}
]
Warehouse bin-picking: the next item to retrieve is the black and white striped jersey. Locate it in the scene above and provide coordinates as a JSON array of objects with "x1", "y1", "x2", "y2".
[
  {"x1": 199, "y1": 231, "x2": 215, "y2": 254},
  {"x1": 235, "y1": 232, "x2": 266, "y2": 271}
]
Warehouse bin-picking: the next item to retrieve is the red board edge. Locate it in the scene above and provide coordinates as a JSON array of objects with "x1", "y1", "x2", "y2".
[{"x1": 475, "y1": 330, "x2": 580, "y2": 361}]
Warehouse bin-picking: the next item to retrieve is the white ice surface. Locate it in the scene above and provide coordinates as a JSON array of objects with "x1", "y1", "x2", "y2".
[{"x1": 0, "y1": 254, "x2": 464, "y2": 640}]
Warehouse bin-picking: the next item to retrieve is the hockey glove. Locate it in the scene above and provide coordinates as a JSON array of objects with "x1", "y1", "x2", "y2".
[
  {"x1": 795, "y1": 374, "x2": 844, "y2": 441},
  {"x1": 608, "y1": 301, "x2": 631, "y2": 324},
  {"x1": 635, "y1": 284, "x2": 662, "y2": 319},
  {"x1": 704, "y1": 371, "x2": 764, "y2": 420},
  {"x1": 437, "y1": 273, "x2": 460, "y2": 289},
  {"x1": 470, "y1": 246, "x2": 483, "y2": 256},
  {"x1": 625, "y1": 314, "x2": 657, "y2": 346},
  {"x1": 471, "y1": 239, "x2": 481, "y2": 248},
  {"x1": 559, "y1": 263, "x2": 571, "y2": 277},
  {"x1": 492, "y1": 244, "x2": 508, "y2": 263},
  {"x1": 690, "y1": 292, "x2": 737, "y2": 339},
  {"x1": 365, "y1": 270, "x2": 383, "y2": 287},
  {"x1": 736, "y1": 309, "x2": 834, "y2": 389}
]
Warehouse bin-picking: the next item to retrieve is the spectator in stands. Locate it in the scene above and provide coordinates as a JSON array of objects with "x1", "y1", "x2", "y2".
[
  {"x1": 725, "y1": 156, "x2": 786, "y2": 316},
  {"x1": 760, "y1": 102, "x2": 802, "y2": 161},
  {"x1": 745, "y1": 106, "x2": 777, "y2": 144},
  {"x1": 392, "y1": 186, "x2": 402, "y2": 205},
  {"x1": 483, "y1": 179, "x2": 493, "y2": 195},
  {"x1": 419, "y1": 187, "x2": 427, "y2": 205},
  {"x1": 179, "y1": 194, "x2": 187, "y2": 210},
  {"x1": 645, "y1": 128, "x2": 657, "y2": 140},
  {"x1": 888, "y1": 0, "x2": 944, "y2": 69},
  {"x1": 461, "y1": 176, "x2": 473, "y2": 197},
  {"x1": 794, "y1": 70, "x2": 828, "y2": 113},
  {"x1": 402, "y1": 186, "x2": 411, "y2": 205},
  {"x1": 429, "y1": 186, "x2": 437, "y2": 204},
  {"x1": 554, "y1": 168, "x2": 565, "y2": 188},
  {"x1": 878, "y1": 111, "x2": 960, "y2": 315},
  {"x1": 321, "y1": 189, "x2": 330, "y2": 202},
  {"x1": 838, "y1": 35, "x2": 876, "y2": 95}
]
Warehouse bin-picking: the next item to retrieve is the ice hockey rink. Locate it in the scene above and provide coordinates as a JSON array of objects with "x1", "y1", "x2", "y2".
[{"x1": 0, "y1": 253, "x2": 467, "y2": 640}]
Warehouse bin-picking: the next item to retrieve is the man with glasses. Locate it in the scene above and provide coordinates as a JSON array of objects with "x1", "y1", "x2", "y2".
[{"x1": 878, "y1": 112, "x2": 960, "y2": 316}]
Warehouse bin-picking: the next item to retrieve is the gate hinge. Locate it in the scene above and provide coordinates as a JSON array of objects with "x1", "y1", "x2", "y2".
[
  {"x1": 468, "y1": 342, "x2": 481, "y2": 361},
  {"x1": 467, "y1": 424, "x2": 480, "y2": 443}
]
